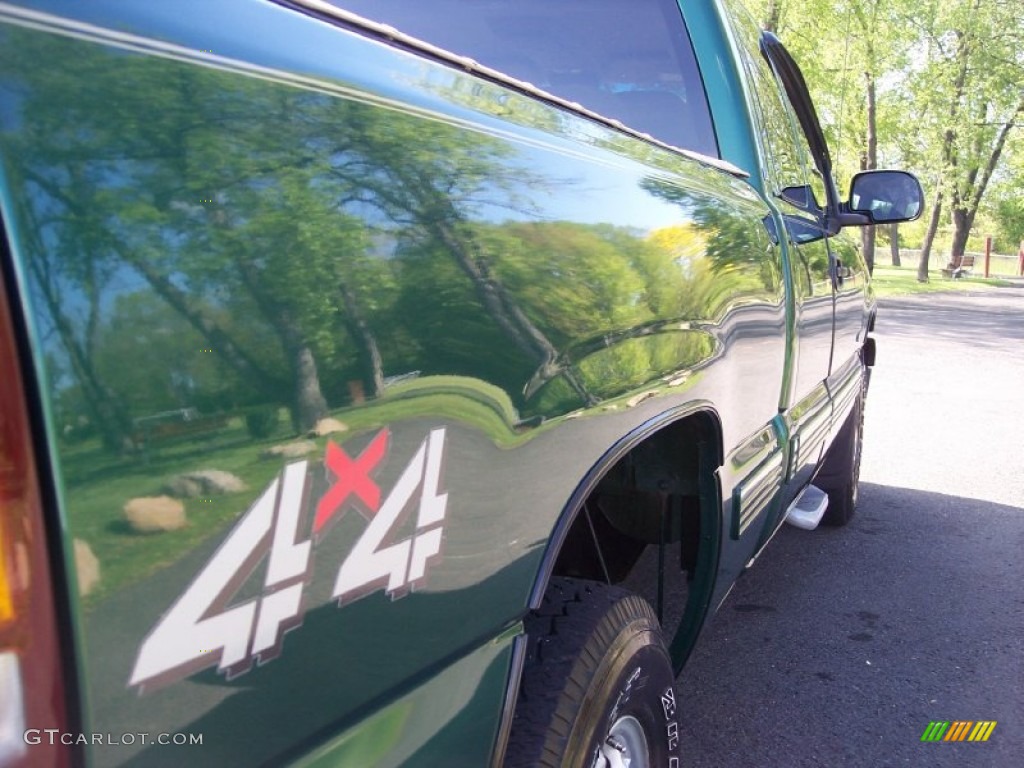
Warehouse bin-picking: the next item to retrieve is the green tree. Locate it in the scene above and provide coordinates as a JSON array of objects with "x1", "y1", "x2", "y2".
[
  {"x1": 912, "y1": 0, "x2": 1024, "y2": 280},
  {"x1": 756, "y1": 0, "x2": 919, "y2": 271}
]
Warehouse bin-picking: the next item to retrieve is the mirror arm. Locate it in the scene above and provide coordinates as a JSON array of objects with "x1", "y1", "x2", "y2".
[
  {"x1": 823, "y1": 213, "x2": 841, "y2": 236},
  {"x1": 821, "y1": 210, "x2": 869, "y2": 235},
  {"x1": 836, "y1": 211, "x2": 872, "y2": 227}
]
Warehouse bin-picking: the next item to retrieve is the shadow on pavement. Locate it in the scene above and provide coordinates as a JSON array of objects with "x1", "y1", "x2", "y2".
[{"x1": 677, "y1": 481, "x2": 1023, "y2": 768}]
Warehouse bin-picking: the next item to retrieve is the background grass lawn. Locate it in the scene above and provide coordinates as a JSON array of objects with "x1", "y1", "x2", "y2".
[{"x1": 870, "y1": 265, "x2": 1017, "y2": 297}]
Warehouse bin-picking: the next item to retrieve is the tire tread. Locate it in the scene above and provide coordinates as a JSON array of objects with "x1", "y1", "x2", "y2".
[{"x1": 505, "y1": 577, "x2": 663, "y2": 768}]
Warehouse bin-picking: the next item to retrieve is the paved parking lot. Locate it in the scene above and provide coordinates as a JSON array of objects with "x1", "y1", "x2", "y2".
[{"x1": 678, "y1": 289, "x2": 1024, "y2": 767}]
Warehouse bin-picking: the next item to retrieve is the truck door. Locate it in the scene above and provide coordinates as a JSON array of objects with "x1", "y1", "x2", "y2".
[
  {"x1": 783, "y1": 214, "x2": 835, "y2": 489},
  {"x1": 757, "y1": 35, "x2": 873, "y2": 477},
  {"x1": 734, "y1": 40, "x2": 835, "y2": 494},
  {"x1": 829, "y1": 234, "x2": 870, "y2": 386}
]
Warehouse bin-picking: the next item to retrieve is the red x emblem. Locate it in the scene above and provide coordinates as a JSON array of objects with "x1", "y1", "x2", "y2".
[{"x1": 313, "y1": 428, "x2": 389, "y2": 535}]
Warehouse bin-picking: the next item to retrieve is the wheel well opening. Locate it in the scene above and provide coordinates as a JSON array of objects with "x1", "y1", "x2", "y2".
[{"x1": 550, "y1": 411, "x2": 720, "y2": 664}]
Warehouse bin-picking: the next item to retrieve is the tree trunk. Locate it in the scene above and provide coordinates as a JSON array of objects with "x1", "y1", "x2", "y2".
[
  {"x1": 918, "y1": 191, "x2": 943, "y2": 282},
  {"x1": 126, "y1": 255, "x2": 285, "y2": 397},
  {"x1": 339, "y1": 281, "x2": 385, "y2": 399},
  {"x1": 27, "y1": 254, "x2": 134, "y2": 450},
  {"x1": 341, "y1": 154, "x2": 597, "y2": 404},
  {"x1": 946, "y1": 101, "x2": 1023, "y2": 271},
  {"x1": 290, "y1": 342, "x2": 329, "y2": 432},
  {"x1": 948, "y1": 207, "x2": 972, "y2": 270},
  {"x1": 232, "y1": 256, "x2": 329, "y2": 432},
  {"x1": 918, "y1": 26, "x2": 967, "y2": 283},
  {"x1": 862, "y1": 226, "x2": 877, "y2": 276},
  {"x1": 16, "y1": 198, "x2": 135, "y2": 451},
  {"x1": 888, "y1": 223, "x2": 900, "y2": 266},
  {"x1": 431, "y1": 218, "x2": 595, "y2": 405},
  {"x1": 271, "y1": 309, "x2": 328, "y2": 431},
  {"x1": 861, "y1": 70, "x2": 878, "y2": 274}
]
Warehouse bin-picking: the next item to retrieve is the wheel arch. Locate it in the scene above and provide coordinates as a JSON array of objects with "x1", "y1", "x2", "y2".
[{"x1": 527, "y1": 402, "x2": 724, "y2": 670}]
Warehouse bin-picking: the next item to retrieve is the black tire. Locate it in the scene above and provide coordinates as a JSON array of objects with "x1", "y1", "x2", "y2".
[
  {"x1": 816, "y1": 383, "x2": 865, "y2": 526},
  {"x1": 505, "y1": 576, "x2": 680, "y2": 768}
]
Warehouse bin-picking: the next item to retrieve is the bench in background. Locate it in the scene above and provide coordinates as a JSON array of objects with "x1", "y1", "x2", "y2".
[{"x1": 941, "y1": 253, "x2": 975, "y2": 279}]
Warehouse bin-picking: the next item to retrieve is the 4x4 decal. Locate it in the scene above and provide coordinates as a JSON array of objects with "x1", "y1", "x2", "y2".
[{"x1": 129, "y1": 428, "x2": 448, "y2": 693}]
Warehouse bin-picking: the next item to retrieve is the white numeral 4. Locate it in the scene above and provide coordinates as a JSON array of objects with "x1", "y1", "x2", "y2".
[
  {"x1": 129, "y1": 461, "x2": 311, "y2": 691},
  {"x1": 333, "y1": 429, "x2": 447, "y2": 602}
]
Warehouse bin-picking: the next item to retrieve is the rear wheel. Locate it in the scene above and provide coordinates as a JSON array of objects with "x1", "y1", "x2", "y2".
[
  {"x1": 816, "y1": 381, "x2": 865, "y2": 526},
  {"x1": 506, "y1": 576, "x2": 680, "y2": 768}
]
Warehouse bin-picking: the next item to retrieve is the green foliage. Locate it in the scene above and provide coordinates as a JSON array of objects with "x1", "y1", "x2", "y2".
[
  {"x1": 576, "y1": 332, "x2": 714, "y2": 400},
  {"x1": 741, "y1": 0, "x2": 1023, "y2": 269},
  {"x1": 244, "y1": 407, "x2": 280, "y2": 439},
  {"x1": 993, "y1": 198, "x2": 1024, "y2": 252}
]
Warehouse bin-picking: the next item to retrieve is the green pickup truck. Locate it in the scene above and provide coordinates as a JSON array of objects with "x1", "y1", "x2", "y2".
[{"x1": 0, "y1": 0, "x2": 922, "y2": 765}]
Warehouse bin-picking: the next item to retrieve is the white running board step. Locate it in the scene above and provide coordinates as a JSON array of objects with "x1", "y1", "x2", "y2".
[{"x1": 785, "y1": 484, "x2": 829, "y2": 530}]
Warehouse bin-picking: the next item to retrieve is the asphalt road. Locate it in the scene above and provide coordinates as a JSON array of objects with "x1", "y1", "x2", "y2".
[{"x1": 677, "y1": 288, "x2": 1024, "y2": 767}]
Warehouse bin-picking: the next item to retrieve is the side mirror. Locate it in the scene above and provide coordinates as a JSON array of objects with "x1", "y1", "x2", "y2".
[{"x1": 847, "y1": 170, "x2": 924, "y2": 224}]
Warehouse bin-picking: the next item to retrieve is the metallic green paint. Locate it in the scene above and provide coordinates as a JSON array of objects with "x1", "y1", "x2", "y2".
[{"x1": 291, "y1": 625, "x2": 519, "y2": 768}]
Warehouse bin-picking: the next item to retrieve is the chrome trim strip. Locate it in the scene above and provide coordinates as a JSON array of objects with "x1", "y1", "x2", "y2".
[{"x1": 731, "y1": 450, "x2": 784, "y2": 539}]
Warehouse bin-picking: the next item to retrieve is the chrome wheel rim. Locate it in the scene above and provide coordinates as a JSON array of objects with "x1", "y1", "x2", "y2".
[{"x1": 594, "y1": 715, "x2": 649, "y2": 768}]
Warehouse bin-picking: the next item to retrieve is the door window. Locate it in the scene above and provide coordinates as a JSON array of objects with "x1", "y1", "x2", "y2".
[{"x1": 332, "y1": 0, "x2": 719, "y2": 157}]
